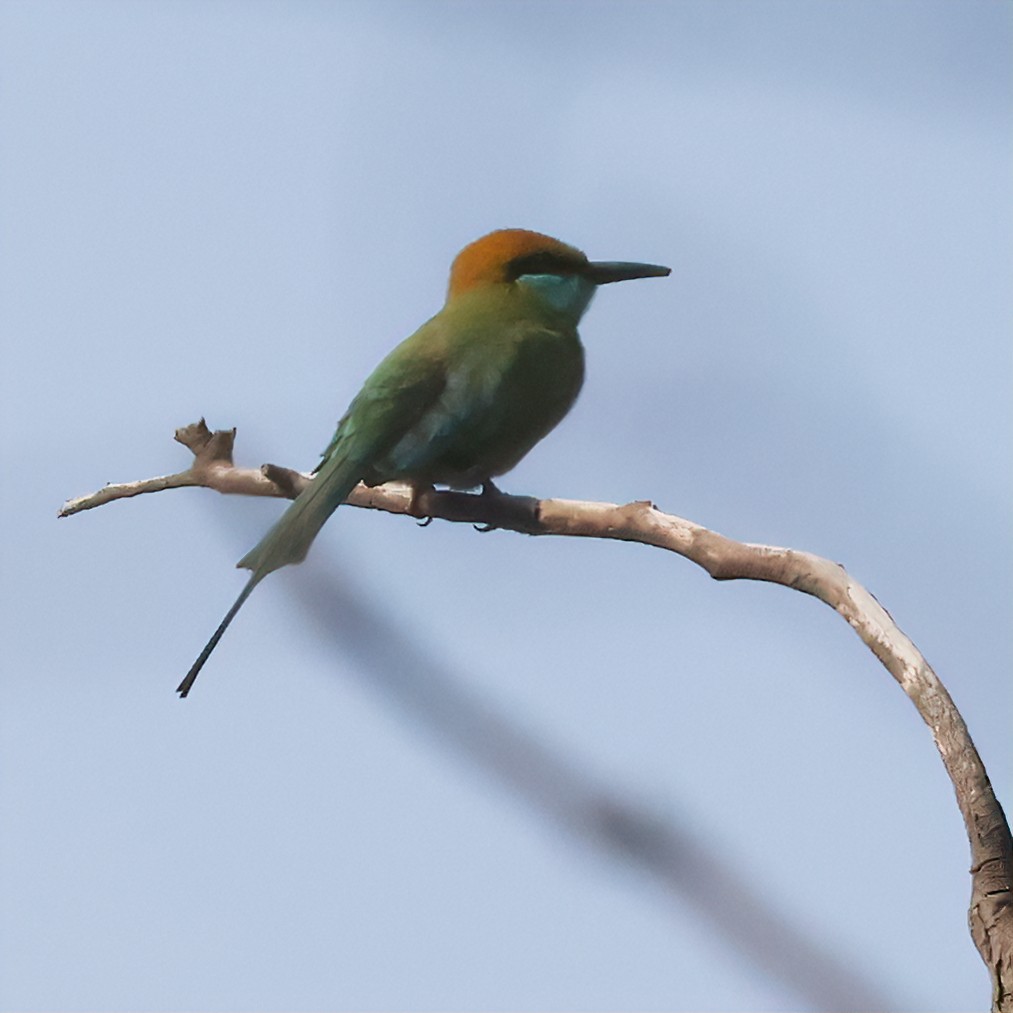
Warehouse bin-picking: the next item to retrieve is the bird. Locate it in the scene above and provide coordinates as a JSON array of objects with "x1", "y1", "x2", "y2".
[{"x1": 177, "y1": 228, "x2": 670, "y2": 697}]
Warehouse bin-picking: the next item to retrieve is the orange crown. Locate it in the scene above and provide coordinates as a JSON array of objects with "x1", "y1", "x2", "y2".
[{"x1": 447, "y1": 229, "x2": 587, "y2": 299}]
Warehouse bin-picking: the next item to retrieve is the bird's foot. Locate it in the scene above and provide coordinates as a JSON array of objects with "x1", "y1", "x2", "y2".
[
  {"x1": 407, "y1": 482, "x2": 437, "y2": 524},
  {"x1": 474, "y1": 480, "x2": 506, "y2": 532}
]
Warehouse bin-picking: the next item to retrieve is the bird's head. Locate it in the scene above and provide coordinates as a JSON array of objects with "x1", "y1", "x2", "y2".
[{"x1": 447, "y1": 229, "x2": 670, "y2": 322}]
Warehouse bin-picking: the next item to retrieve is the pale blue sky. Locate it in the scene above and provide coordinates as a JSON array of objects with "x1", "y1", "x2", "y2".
[{"x1": 2, "y1": 1, "x2": 1010, "y2": 1009}]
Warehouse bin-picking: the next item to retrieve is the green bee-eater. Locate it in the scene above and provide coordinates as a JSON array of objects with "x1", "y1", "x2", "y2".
[{"x1": 178, "y1": 228, "x2": 669, "y2": 696}]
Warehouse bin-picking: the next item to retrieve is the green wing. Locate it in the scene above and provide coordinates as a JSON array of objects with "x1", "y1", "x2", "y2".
[{"x1": 239, "y1": 318, "x2": 448, "y2": 579}]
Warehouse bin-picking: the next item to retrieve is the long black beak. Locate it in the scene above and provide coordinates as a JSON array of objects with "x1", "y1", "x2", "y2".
[{"x1": 584, "y1": 260, "x2": 671, "y2": 285}]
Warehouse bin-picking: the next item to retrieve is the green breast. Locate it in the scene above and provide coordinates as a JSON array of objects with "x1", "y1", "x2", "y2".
[{"x1": 378, "y1": 285, "x2": 586, "y2": 488}]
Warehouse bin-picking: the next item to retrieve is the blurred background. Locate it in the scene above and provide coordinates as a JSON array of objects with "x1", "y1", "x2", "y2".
[{"x1": 2, "y1": 1, "x2": 1010, "y2": 1009}]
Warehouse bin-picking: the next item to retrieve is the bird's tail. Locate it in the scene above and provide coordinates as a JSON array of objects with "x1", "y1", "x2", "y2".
[
  {"x1": 176, "y1": 575, "x2": 260, "y2": 697},
  {"x1": 235, "y1": 446, "x2": 364, "y2": 578},
  {"x1": 176, "y1": 446, "x2": 364, "y2": 698}
]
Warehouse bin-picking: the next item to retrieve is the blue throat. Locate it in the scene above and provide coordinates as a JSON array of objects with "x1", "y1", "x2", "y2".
[{"x1": 517, "y1": 273, "x2": 597, "y2": 322}]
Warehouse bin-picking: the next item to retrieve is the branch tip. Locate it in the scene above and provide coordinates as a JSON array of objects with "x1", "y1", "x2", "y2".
[{"x1": 174, "y1": 418, "x2": 212, "y2": 451}]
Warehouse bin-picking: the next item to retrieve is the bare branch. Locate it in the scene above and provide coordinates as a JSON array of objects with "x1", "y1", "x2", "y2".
[
  {"x1": 59, "y1": 418, "x2": 1013, "y2": 1007},
  {"x1": 57, "y1": 420, "x2": 292, "y2": 516}
]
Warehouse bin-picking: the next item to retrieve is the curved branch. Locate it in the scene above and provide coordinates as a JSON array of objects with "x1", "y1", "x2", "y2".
[{"x1": 59, "y1": 418, "x2": 1013, "y2": 1008}]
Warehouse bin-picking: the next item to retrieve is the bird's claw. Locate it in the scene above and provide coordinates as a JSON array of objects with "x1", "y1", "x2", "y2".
[
  {"x1": 407, "y1": 482, "x2": 437, "y2": 522},
  {"x1": 474, "y1": 480, "x2": 505, "y2": 532}
]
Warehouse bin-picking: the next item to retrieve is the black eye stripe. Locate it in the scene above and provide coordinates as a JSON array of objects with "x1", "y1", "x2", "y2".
[{"x1": 507, "y1": 251, "x2": 579, "y2": 280}]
